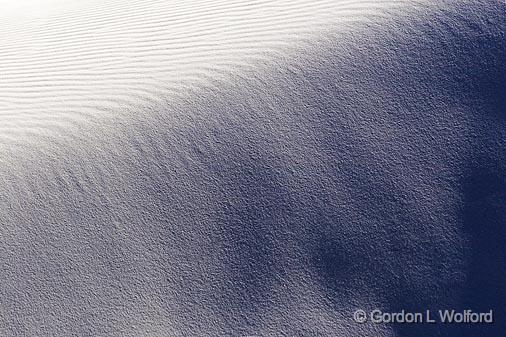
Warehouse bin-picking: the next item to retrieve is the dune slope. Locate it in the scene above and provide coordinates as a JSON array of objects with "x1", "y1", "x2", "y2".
[{"x1": 0, "y1": 0, "x2": 505, "y2": 336}]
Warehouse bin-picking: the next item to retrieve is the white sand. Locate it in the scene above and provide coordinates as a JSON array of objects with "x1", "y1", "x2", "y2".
[{"x1": 0, "y1": 0, "x2": 505, "y2": 336}]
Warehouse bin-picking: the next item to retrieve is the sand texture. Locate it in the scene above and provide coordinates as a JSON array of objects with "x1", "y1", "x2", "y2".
[{"x1": 0, "y1": 0, "x2": 505, "y2": 336}]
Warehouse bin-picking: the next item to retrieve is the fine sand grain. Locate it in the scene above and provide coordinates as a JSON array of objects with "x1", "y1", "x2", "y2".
[{"x1": 0, "y1": 0, "x2": 505, "y2": 336}]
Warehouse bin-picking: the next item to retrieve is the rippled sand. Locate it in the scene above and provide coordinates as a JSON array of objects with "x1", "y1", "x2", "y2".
[{"x1": 0, "y1": 0, "x2": 504, "y2": 336}]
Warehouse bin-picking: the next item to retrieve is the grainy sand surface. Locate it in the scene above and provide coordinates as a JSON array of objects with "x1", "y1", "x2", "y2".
[{"x1": 0, "y1": 0, "x2": 505, "y2": 336}]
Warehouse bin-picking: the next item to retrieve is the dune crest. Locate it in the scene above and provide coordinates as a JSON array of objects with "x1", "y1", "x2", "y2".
[{"x1": 0, "y1": 0, "x2": 505, "y2": 336}]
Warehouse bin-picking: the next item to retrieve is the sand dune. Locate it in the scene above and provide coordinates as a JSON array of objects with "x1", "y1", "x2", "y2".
[{"x1": 0, "y1": 0, "x2": 505, "y2": 336}]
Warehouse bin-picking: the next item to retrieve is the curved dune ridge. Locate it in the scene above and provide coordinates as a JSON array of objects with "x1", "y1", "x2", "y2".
[
  {"x1": 0, "y1": 0, "x2": 403, "y2": 155},
  {"x1": 0, "y1": 0, "x2": 505, "y2": 336}
]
